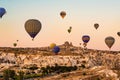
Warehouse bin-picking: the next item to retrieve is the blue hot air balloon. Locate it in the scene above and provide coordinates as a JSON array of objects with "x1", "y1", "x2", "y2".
[
  {"x1": 0, "y1": 7, "x2": 6, "y2": 18},
  {"x1": 53, "y1": 46, "x2": 60, "y2": 54},
  {"x1": 82, "y1": 35, "x2": 90, "y2": 43}
]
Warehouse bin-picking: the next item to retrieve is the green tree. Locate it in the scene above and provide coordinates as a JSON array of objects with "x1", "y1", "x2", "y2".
[
  {"x1": 3, "y1": 69, "x2": 9, "y2": 80},
  {"x1": 17, "y1": 71, "x2": 24, "y2": 80},
  {"x1": 3, "y1": 69, "x2": 16, "y2": 80},
  {"x1": 29, "y1": 65, "x2": 38, "y2": 70}
]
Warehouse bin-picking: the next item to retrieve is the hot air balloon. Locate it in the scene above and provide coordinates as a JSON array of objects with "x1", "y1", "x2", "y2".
[
  {"x1": 82, "y1": 35, "x2": 90, "y2": 48},
  {"x1": 16, "y1": 40, "x2": 19, "y2": 42},
  {"x1": 67, "y1": 26, "x2": 72, "y2": 33},
  {"x1": 53, "y1": 46, "x2": 60, "y2": 54},
  {"x1": 0, "y1": 7, "x2": 6, "y2": 18},
  {"x1": 50, "y1": 43, "x2": 56, "y2": 49},
  {"x1": 25, "y1": 19, "x2": 42, "y2": 40},
  {"x1": 94, "y1": 23, "x2": 99, "y2": 30},
  {"x1": 79, "y1": 43, "x2": 81, "y2": 45},
  {"x1": 117, "y1": 32, "x2": 120, "y2": 37},
  {"x1": 105, "y1": 36, "x2": 115, "y2": 49},
  {"x1": 70, "y1": 26, "x2": 72, "y2": 29},
  {"x1": 68, "y1": 29, "x2": 71, "y2": 33},
  {"x1": 13, "y1": 43, "x2": 17, "y2": 47},
  {"x1": 82, "y1": 35, "x2": 90, "y2": 43},
  {"x1": 60, "y1": 11, "x2": 66, "y2": 19}
]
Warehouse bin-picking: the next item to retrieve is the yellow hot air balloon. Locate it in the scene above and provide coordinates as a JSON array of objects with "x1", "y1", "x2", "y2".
[
  {"x1": 60, "y1": 11, "x2": 66, "y2": 19},
  {"x1": 105, "y1": 36, "x2": 115, "y2": 49},
  {"x1": 50, "y1": 43, "x2": 56, "y2": 49}
]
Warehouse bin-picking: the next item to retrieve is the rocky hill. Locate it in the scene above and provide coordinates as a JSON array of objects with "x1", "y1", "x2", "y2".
[{"x1": 0, "y1": 42, "x2": 120, "y2": 79}]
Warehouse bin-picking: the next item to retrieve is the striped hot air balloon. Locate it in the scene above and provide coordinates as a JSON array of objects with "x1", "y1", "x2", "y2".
[
  {"x1": 25, "y1": 19, "x2": 42, "y2": 40},
  {"x1": 82, "y1": 35, "x2": 90, "y2": 48},
  {"x1": 82, "y1": 35, "x2": 90, "y2": 43}
]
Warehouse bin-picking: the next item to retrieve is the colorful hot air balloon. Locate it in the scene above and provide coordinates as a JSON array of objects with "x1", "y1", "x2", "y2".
[
  {"x1": 105, "y1": 36, "x2": 115, "y2": 49},
  {"x1": 82, "y1": 35, "x2": 90, "y2": 43},
  {"x1": 53, "y1": 46, "x2": 60, "y2": 54},
  {"x1": 25, "y1": 19, "x2": 42, "y2": 40},
  {"x1": 94, "y1": 23, "x2": 99, "y2": 30},
  {"x1": 117, "y1": 32, "x2": 120, "y2": 37},
  {"x1": 50, "y1": 43, "x2": 56, "y2": 49},
  {"x1": 60, "y1": 11, "x2": 66, "y2": 19},
  {"x1": 0, "y1": 7, "x2": 6, "y2": 18}
]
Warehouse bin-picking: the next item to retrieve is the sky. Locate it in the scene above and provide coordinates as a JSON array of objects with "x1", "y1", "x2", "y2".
[{"x1": 0, "y1": 0, "x2": 120, "y2": 51}]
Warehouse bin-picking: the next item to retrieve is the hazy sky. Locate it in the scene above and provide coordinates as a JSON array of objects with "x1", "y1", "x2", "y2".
[{"x1": 0, "y1": 0, "x2": 120, "y2": 51}]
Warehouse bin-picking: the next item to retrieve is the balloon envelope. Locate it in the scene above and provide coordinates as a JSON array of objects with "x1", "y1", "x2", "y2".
[
  {"x1": 53, "y1": 46, "x2": 60, "y2": 54},
  {"x1": 82, "y1": 35, "x2": 90, "y2": 43},
  {"x1": 94, "y1": 23, "x2": 99, "y2": 29},
  {"x1": 13, "y1": 43, "x2": 17, "y2": 47},
  {"x1": 0, "y1": 7, "x2": 6, "y2": 18},
  {"x1": 25, "y1": 19, "x2": 42, "y2": 40},
  {"x1": 60, "y1": 11, "x2": 66, "y2": 19},
  {"x1": 50, "y1": 43, "x2": 56, "y2": 49},
  {"x1": 16, "y1": 40, "x2": 19, "y2": 42},
  {"x1": 105, "y1": 36, "x2": 115, "y2": 49},
  {"x1": 68, "y1": 26, "x2": 72, "y2": 33},
  {"x1": 69, "y1": 26, "x2": 72, "y2": 29},
  {"x1": 68, "y1": 29, "x2": 71, "y2": 33},
  {"x1": 117, "y1": 32, "x2": 120, "y2": 37}
]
